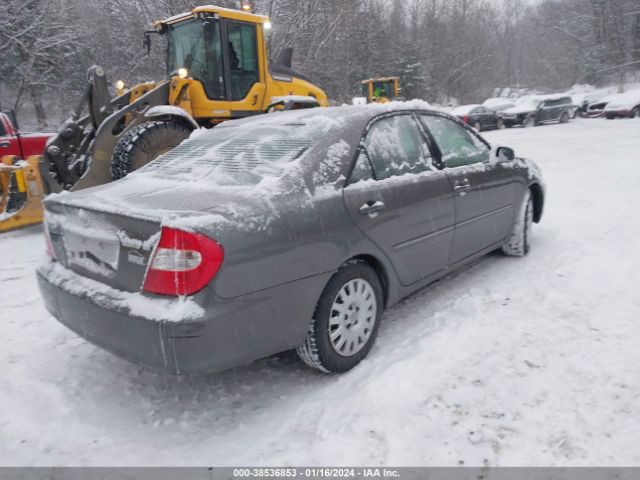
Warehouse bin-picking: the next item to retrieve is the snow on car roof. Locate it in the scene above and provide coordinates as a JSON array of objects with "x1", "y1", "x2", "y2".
[
  {"x1": 532, "y1": 93, "x2": 572, "y2": 102},
  {"x1": 602, "y1": 89, "x2": 640, "y2": 109},
  {"x1": 218, "y1": 100, "x2": 437, "y2": 130},
  {"x1": 451, "y1": 104, "x2": 481, "y2": 115},
  {"x1": 483, "y1": 98, "x2": 514, "y2": 108}
]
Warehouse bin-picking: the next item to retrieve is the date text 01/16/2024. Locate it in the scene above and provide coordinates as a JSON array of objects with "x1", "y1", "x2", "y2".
[{"x1": 232, "y1": 468, "x2": 401, "y2": 478}]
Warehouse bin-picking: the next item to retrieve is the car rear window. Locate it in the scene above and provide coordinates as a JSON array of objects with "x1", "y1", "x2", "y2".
[{"x1": 139, "y1": 123, "x2": 327, "y2": 186}]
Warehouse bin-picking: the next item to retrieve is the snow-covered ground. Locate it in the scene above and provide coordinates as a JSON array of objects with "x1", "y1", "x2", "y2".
[{"x1": 1, "y1": 117, "x2": 639, "y2": 466}]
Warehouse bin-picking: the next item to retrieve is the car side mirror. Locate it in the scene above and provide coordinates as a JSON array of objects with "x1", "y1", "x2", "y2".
[{"x1": 496, "y1": 146, "x2": 515, "y2": 162}]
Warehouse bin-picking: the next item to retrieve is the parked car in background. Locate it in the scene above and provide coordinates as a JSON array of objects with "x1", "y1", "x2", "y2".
[
  {"x1": 451, "y1": 104, "x2": 503, "y2": 131},
  {"x1": 571, "y1": 89, "x2": 615, "y2": 117},
  {"x1": 483, "y1": 97, "x2": 515, "y2": 113},
  {"x1": 502, "y1": 95, "x2": 574, "y2": 127},
  {"x1": 585, "y1": 98, "x2": 609, "y2": 117},
  {"x1": 584, "y1": 90, "x2": 633, "y2": 118},
  {"x1": 37, "y1": 104, "x2": 544, "y2": 376},
  {"x1": 603, "y1": 90, "x2": 640, "y2": 119},
  {"x1": 0, "y1": 111, "x2": 53, "y2": 159}
]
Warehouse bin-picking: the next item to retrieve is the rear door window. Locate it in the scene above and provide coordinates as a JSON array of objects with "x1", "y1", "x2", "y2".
[
  {"x1": 0, "y1": 120, "x2": 5, "y2": 137},
  {"x1": 348, "y1": 150, "x2": 375, "y2": 185},
  {"x1": 363, "y1": 115, "x2": 432, "y2": 180},
  {"x1": 419, "y1": 115, "x2": 489, "y2": 168}
]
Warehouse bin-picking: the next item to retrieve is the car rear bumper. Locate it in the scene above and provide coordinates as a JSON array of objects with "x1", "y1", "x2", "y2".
[{"x1": 37, "y1": 262, "x2": 329, "y2": 375}]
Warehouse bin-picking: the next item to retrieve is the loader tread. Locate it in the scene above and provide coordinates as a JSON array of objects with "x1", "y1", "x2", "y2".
[{"x1": 111, "y1": 121, "x2": 191, "y2": 180}]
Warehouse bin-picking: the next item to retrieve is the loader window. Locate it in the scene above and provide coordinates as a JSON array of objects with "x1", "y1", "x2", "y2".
[
  {"x1": 372, "y1": 81, "x2": 392, "y2": 99},
  {"x1": 167, "y1": 19, "x2": 225, "y2": 100},
  {"x1": 227, "y1": 22, "x2": 259, "y2": 101}
]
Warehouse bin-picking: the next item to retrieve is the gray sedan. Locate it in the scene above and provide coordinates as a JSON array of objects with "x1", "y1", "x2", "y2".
[{"x1": 37, "y1": 105, "x2": 545, "y2": 374}]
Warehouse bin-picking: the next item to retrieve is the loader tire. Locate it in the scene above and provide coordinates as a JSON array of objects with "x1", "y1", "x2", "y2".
[{"x1": 111, "y1": 121, "x2": 191, "y2": 180}]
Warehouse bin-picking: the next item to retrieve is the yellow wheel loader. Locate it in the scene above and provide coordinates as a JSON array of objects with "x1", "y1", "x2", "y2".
[
  {"x1": 39, "y1": 4, "x2": 328, "y2": 195},
  {"x1": 361, "y1": 77, "x2": 402, "y2": 104}
]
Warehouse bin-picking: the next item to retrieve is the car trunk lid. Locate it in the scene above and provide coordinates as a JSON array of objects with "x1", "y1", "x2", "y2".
[{"x1": 45, "y1": 201, "x2": 162, "y2": 293}]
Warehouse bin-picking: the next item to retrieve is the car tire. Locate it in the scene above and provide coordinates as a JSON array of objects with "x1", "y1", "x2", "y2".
[
  {"x1": 560, "y1": 111, "x2": 570, "y2": 123},
  {"x1": 297, "y1": 261, "x2": 384, "y2": 373},
  {"x1": 632, "y1": 107, "x2": 640, "y2": 118},
  {"x1": 605, "y1": 114, "x2": 615, "y2": 120},
  {"x1": 111, "y1": 121, "x2": 191, "y2": 180},
  {"x1": 502, "y1": 191, "x2": 534, "y2": 257},
  {"x1": 523, "y1": 115, "x2": 536, "y2": 128},
  {"x1": 473, "y1": 121, "x2": 482, "y2": 131}
]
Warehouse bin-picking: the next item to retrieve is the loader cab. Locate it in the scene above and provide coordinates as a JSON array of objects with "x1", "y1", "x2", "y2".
[
  {"x1": 157, "y1": 8, "x2": 270, "y2": 121},
  {"x1": 362, "y1": 77, "x2": 400, "y2": 103},
  {"x1": 158, "y1": 6, "x2": 326, "y2": 123},
  {"x1": 166, "y1": 15, "x2": 260, "y2": 103}
]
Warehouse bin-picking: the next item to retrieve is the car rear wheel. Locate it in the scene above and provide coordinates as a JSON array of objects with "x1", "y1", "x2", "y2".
[
  {"x1": 496, "y1": 118, "x2": 504, "y2": 129},
  {"x1": 297, "y1": 261, "x2": 383, "y2": 373},
  {"x1": 560, "y1": 111, "x2": 570, "y2": 123},
  {"x1": 502, "y1": 191, "x2": 534, "y2": 257},
  {"x1": 523, "y1": 115, "x2": 536, "y2": 128},
  {"x1": 473, "y1": 121, "x2": 482, "y2": 131},
  {"x1": 632, "y1": 107, "x2": 640, "y2": 118}
]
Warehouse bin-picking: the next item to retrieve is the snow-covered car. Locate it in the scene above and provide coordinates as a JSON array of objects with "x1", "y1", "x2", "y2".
[
  {"x1": 451, "y1": 104, "x2": 503, "y2": 131},
  {"x1": 585, "y1": 90, "x2": 629, "y2": 118},
  {"x1": 603, "y1": 90, "x2": 640, "y2": 119},
  {"x1": 502, "y1": 95, "x2": 573, "y2": 127},
  {"x1": 570, "y1": 89, "x2": 616, "y2": 117},
  {"x1": 37, "y1": 104, "x2": 545, "y2": 375}
]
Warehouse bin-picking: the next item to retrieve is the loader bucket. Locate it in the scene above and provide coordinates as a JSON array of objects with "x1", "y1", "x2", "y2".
[{"x1": 0, "y1": 156, "x2": 45, "y2": 233}]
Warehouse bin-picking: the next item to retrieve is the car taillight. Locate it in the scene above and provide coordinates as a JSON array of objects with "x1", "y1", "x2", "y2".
[
  {"x1": 143, "y1": 226, "x2": 224, "y2": 296},
  {"x1": 463, "y1": 115, "x2": 469, "y2": 124}
]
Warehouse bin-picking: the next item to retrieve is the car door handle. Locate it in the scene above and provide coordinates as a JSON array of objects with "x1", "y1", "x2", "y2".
[
  {"x1": 359, "y1": 200, "x2": 385, "y2": 215},
  {"x1": 0, "y1": 141, "x2": 9, "y2": 148},
  {"x1": 453, "y1": 178, "x2": 471, "y2": 195},
  {"x1": 454, "y1": 178, "x2": 470, "y2": 189}
]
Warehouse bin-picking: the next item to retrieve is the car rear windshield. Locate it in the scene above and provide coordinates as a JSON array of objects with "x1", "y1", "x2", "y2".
[{"x1": 139, "y1": 123, "x2": 328, "y2": 186}]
